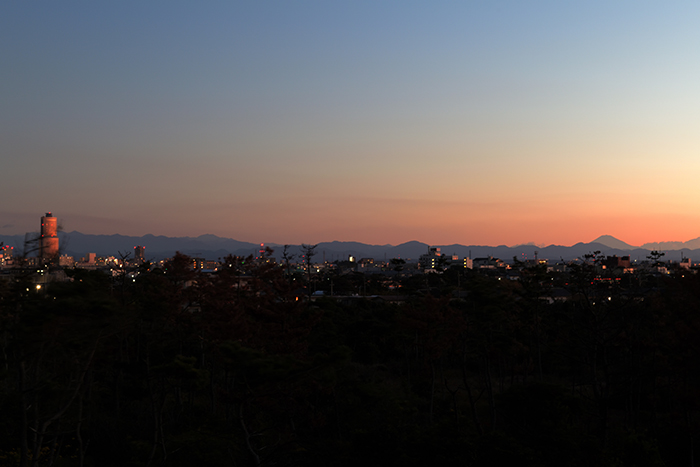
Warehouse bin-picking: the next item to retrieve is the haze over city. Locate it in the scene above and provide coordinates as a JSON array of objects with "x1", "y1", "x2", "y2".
[{"x1": 3, "y1": 2, "x2": 699, "y2": 247}]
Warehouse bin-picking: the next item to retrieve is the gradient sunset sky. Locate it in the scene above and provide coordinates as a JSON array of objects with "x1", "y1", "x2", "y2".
[{"x1": 3, "y1": 1, "x2": 699, "y2": 247}]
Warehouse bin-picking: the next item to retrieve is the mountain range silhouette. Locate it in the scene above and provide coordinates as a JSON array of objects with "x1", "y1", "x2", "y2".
[{"x1": 3, "y1": 231, "x2": 700, "y2": 263}]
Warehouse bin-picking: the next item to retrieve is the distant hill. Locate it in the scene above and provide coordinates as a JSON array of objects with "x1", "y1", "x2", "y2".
[
  {"x1": 590, "y1": 235, "x2": 637, "y2": 250},
  {"x1": 642, "y1": 237, "x2": 700, "y2": 251}
]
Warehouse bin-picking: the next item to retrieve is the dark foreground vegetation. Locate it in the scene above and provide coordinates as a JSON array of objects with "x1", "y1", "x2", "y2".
[{"x1": 2, "y1": 251, "x2": 700, "y2": 466}]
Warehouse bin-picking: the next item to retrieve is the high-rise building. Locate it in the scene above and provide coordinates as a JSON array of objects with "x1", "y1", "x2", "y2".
[
  {"x1": 419, "y1": 247, "x2": 442, "y2": 271},
  {"x1": 40, "y1": 212, "x2": 59, "y2": 262},
  {"x1": 134, "y1": 245, "x2": 145, "y2": 263}
]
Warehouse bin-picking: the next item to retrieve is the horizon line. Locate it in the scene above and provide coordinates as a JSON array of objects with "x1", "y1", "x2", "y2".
[{"x1": 3, "y1": 230, "x2": 700, "y2": 251}]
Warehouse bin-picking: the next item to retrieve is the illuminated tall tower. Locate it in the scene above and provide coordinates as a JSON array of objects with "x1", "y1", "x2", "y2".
[{"x1": 40, "y1": 212, "x2": 59, "y2": 262}]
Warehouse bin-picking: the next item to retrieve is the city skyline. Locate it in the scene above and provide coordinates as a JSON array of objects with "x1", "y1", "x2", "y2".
[{"x1": 3, "y1": 2, "x2": 700, "y2": 247}]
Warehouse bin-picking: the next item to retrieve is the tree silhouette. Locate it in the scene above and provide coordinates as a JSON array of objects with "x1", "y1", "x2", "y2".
[
  {"x1": 300, "y1": 243, "x2": 318, "y2": 292},
  {"x1": 647, "y1": 250, "x2": 665, "y2": 267}
]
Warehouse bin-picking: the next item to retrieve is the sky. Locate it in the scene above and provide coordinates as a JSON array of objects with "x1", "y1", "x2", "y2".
[{"x1": 2, "y1": 1, "x2": 700, "y2": 247}]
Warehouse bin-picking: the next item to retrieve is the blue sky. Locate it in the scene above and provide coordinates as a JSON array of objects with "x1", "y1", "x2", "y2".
[{"x1": 3, "y1": 1, "x2": 700, "y2": 246}]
